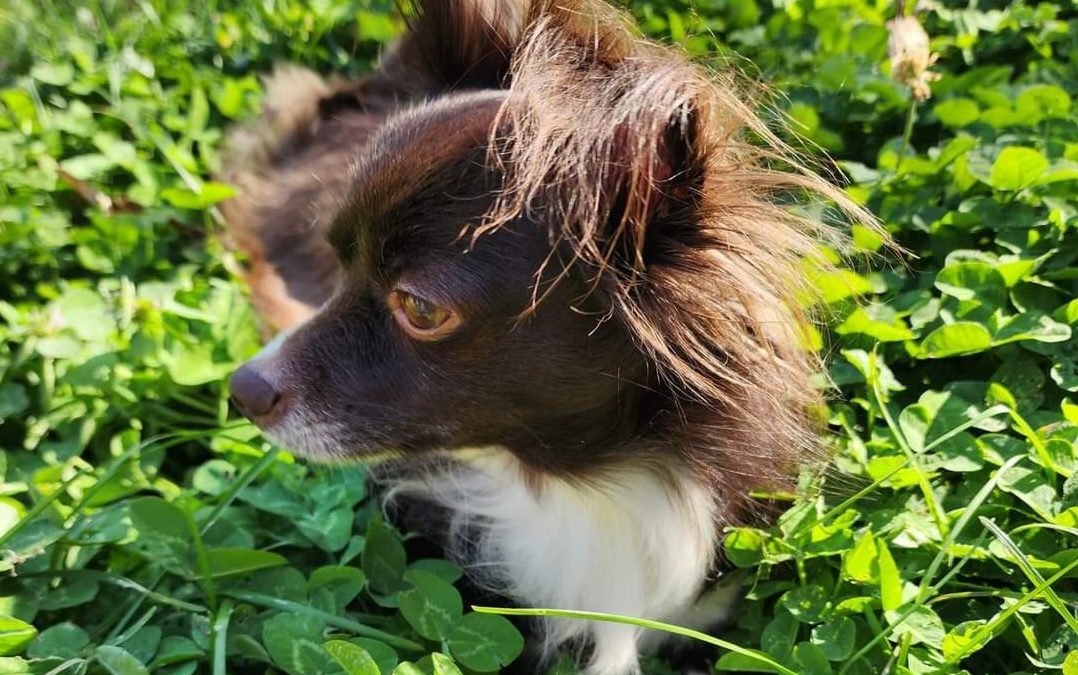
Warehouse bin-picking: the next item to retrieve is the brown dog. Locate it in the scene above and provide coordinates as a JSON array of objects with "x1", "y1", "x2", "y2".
[{"x1": 222, "y1": 2, "x2": 869, "y2": 672}]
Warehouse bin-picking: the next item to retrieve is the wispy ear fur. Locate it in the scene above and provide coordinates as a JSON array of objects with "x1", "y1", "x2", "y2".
[
  {"x1": 382, "y1": 0, "x2": 521, "y2": 93},
  {"x1": 469, "y1": 0, "x2": 880, "y2": 522}
]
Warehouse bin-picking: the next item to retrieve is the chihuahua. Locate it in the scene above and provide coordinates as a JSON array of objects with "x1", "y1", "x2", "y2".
[{"x1": 223, "y1": 1, "x2": 868, "y2": 672}]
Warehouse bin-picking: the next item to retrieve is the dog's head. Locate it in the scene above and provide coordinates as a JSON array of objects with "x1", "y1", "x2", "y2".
[
  {"x1": 231, "y1": 86, "x2": 648, "y2": 472},
  {"x1": 229, "y1": 0, "x2": 870, "y2": 494}
]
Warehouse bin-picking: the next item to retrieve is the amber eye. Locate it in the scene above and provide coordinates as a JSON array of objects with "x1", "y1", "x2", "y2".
[{"x1": 388, "y1": 290, "x2": 460, "y2": 340}]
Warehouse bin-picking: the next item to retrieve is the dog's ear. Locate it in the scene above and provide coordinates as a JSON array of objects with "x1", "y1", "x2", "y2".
[
  {"x1": 605, "y1": 103, "x2": 707, "y2": 275},
  {"x1": 381, "y1": 1, "x2": 521, "y2": 93}
]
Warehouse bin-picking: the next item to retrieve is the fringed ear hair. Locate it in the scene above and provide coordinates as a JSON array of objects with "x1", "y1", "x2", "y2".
[
  {"x1": 605, "y1": 103, "x2": 707, "y2": 279},
  {"x1": 470, "y1": 0, "x2": 716, "y2": 303},
  {"x1": 382, "y1": 0, "x2": 522, "y2": 94}
]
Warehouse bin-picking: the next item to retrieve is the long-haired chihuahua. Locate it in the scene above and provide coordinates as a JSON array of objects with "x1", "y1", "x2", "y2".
[{"x1": 222, "y1": 1, "x2": 871, "y2": 672}]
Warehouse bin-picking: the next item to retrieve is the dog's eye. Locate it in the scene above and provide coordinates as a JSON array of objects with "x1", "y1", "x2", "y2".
[{"x1": 388, "y1": 290, "x2": 460, "y2": 340}]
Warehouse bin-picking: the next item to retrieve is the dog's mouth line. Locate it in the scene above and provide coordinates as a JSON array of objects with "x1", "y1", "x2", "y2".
[{"x1": 256, "y1": 421, "x2": 503, "y2": 466}]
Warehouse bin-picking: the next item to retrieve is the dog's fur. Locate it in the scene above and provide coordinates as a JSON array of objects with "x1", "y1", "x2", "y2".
[{"x1": 221, "y1": 1, "x2": 871, "y2": 672}]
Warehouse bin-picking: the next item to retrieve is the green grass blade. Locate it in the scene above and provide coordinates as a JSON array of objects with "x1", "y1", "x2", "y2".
[
  {"x1": 105, "y1": 608, "x2": 157, "y2": 647},
  {"x1": 223, "y1": 590, "x2": 425, "y2": 652},
  {"x1": 185, "y1": 505, "x2": 218, "y2": 611},
  {"x1": 0, "y1": 468, "x2": 88, "y2": 550},
  {"x1": 211, "y1": 599, "x2": 234, "y2": 675},
  {"x1": 916, "y1": 456, "x2": 1023, "y2": 603},
  {"x1": 794, "y1": 398, "x2": 1006, "y2": 539},
  {"x1": 1007, "y1": 407, "x2": 1063, "y2": 482},
  {"x1": 920, "y1": 405, "x2": 1010, "y2": 453},
  {"x1": 837, "y1": 456, "x2": 1021, "y2": 675},
  {"x1": 944, "y1": 557, "x2": 1078, "y2": 665},
  {"x1": 472, "y1": 606, "x2": 798, "y2": 675},
  {"x1": 868, "y1": 355, "x2": 949, "y2": 538},
  {"x1": 197, "y1": 445, "x2": 280, "y2": 535},
  {"x1": 97, "y1": 436, "x2": 278, "y2": 642},
  {"x1": 979, "y1": 516, "x2": 1078, "y2": 633},
  {"x1": 19, "y1": 568, "x2": 206, "y2": 615}
]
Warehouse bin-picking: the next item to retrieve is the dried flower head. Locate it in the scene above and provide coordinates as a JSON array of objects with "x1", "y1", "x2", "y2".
[{"x1": 888, "y1": 15, "x2": 940, "y2": 101}]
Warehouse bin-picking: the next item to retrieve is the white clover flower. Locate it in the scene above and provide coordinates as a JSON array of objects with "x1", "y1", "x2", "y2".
[{"x1": 888, "y1": 15, "x2": 941, "y2": 100}]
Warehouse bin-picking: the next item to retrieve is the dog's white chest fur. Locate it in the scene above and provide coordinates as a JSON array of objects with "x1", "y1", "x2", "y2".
[{"x1": 389, "y1": 450, "x2": 728, "y2": 674}]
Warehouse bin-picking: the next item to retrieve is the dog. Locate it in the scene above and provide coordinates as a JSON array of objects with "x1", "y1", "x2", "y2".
[{"x1": 222, "y1": 1, "x2": 870, "y2": 672}]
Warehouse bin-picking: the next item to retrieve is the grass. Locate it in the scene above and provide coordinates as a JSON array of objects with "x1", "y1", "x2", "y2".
[{"x1": 0, "y1": 0, "x2": 1075, "y2": 673}]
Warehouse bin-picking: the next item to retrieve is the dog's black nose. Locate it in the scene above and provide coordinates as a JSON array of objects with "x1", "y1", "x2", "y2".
[{"x1": 229, "y1": 364, "x2": 280, "y2": 418}]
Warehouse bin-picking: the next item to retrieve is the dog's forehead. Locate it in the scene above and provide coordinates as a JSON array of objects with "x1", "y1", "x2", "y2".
[{"x1": 327, "y1": 91, "x2": 508, "y2": 266}]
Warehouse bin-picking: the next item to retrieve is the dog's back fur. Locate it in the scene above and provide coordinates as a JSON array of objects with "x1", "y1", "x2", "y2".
[{"x1": 221, "y1": 2, "x2": 873, "y2": 672}]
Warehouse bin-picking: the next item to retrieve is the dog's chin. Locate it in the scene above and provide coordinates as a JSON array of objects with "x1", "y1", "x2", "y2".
[
  {"x1": 257, "y1": 417, "x2": 401, "y2": 464},
  {"x1": 275, "y1": 437, "x2": 405, "y2": 465},
  {"x1": 259, "y1": 417, "x2": 506, "y2": 468}
]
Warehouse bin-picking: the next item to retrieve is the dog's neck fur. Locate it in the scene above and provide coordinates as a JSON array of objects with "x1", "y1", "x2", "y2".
[{"x1": 387, "y1": 448, "x2": 733, "y2": 675}]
